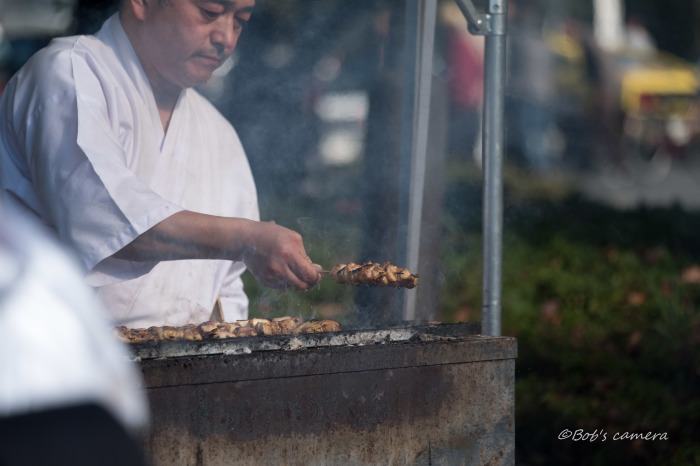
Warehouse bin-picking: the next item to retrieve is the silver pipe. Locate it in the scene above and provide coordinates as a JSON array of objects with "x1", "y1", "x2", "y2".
[{"x1": 480, "y1": 0, "x2": 507, "y2": 336}]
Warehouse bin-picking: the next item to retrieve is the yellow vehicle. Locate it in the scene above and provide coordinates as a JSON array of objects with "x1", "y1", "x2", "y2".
[
  {"x1": 612, "y1": 49, "x2": 700, "y2": 183},
  {"x1": 617, "y1": 51, "x2": 699, "y2": 117},
  {"x1": 545, "y1": 26, "x2": 700, "y2": 181}
]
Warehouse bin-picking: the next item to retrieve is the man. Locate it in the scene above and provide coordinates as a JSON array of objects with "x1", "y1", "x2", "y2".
[{"x1": 0, "y1": 0, "x2": 322, "y2": 328}]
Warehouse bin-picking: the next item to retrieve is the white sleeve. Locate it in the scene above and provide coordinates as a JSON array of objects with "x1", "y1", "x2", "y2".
[{"x1": 13, "y1": 47, "x2": 182, "y2": 286}]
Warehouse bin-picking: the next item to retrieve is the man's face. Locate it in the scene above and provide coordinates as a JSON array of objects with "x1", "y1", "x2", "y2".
[{"x1": 139, "y1": 0, "x2": 254, "y2": 90}]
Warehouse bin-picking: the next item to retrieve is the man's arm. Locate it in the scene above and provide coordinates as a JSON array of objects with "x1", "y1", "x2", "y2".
[{"x1": 113, "y1": 211, "x2": 322, "y2": 290}]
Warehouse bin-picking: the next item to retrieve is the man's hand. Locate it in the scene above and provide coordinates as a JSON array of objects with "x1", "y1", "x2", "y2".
[
  {"x1": 240, "y1": 221, "x2": 322, "y2": 290},
  {"x1": 113, "y1": 212, "x2": 322, "y2": 290}
]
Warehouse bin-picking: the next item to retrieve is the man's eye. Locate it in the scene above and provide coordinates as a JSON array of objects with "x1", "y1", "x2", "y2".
[{"x1": 201, "y1": 9, "x2": 220, "y2": 20}]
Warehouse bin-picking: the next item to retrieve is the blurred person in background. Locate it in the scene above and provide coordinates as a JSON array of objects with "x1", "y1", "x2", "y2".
[
  {"x1": 0, "y1": 202, "x2": 148, "y2": 466},
  {"x1": 506, "y1": 0, "x2": 557, "y2": 172},
  {"x1": 440, "y1": 3, "x2": 484, "y2": 163},
  {"x1": 0, "y1": 0, "x2": 322, "y2": 329}
]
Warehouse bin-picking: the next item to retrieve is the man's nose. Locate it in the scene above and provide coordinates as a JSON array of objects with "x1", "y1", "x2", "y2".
[{"x1": 211, "y1": 18, "x2": 239, "y2": 54}]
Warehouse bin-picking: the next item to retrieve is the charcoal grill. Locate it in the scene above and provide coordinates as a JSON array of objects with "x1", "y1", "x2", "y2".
[
  {"x1": 132, "y1": 1, "x2": 514, "y2": 462},
  {"x1": 133, "y1": 322, "x2": 516, "y2": 465}
]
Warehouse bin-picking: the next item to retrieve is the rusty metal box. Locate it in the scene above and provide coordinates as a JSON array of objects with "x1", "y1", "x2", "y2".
[{"x1": 134, "y1": 323, "x2": 516, "y2": 465}]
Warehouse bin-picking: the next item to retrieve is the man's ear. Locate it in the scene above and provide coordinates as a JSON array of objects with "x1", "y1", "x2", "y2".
[{"x1": 127, "y1": 0, "x2": 150, "y2": 21}]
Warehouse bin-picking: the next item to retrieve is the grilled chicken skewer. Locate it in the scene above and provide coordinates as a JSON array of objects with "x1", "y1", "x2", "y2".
[
  {"x1": 115, "y1": 316, "x2": 340, "y2": 344},
  {"x1": 326, "y1": 261, "x2": 418, "y2": 289}
]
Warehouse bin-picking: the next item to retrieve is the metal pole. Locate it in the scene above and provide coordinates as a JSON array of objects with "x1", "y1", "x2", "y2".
[
  {"x1": 398, "y1": 0, "x2": 437, "y2": 322},
  {"x1": 455, "y1": 0, "x2": 508, "y2": 336},
  {"x1": 481, "y1": 0, "x2": 507, "y2": 336},
  {"x1": 400, "y1": 0, "x2": 507, "y2": 332}
]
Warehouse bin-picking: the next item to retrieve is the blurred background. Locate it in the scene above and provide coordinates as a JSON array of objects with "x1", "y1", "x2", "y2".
[{"x1": 1, "y1": 0, "x2": 699, "y2": 464}]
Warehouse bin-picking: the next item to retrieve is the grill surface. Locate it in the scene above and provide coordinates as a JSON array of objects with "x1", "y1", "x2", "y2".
[
  {"x1": 136, "y1": 322, "x2": 516, "y2": 465},
  {"x1": 129, "y1": 321, "x2": 482, "y2": 360}
]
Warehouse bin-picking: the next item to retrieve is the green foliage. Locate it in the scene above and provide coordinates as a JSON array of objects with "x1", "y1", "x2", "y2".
[{"x1": 441, "y1": 172, "x2": 700, "y2": 465}]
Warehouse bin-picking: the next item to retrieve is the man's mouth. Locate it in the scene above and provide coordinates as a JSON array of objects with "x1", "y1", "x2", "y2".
[{"x1": 197, "y1": 54, "x2": 223, "y2": 68}]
